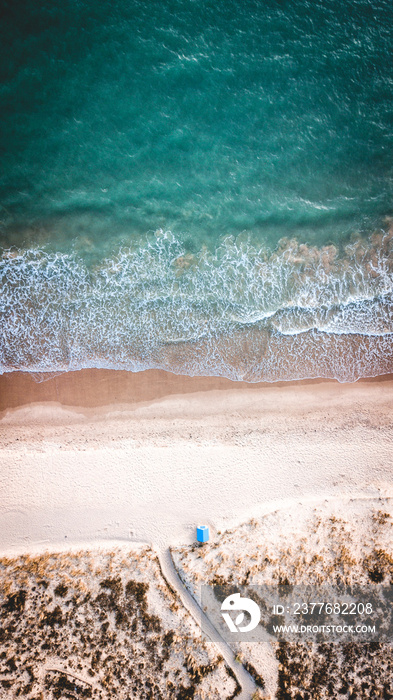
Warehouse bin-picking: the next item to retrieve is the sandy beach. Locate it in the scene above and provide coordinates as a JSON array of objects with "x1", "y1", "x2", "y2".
[
  {"x1": 0, "y1": 369, "x2": 392, "y2": 697},
  {"x1": 0, "y1": 369, "x2": 392, "y2": 553}
]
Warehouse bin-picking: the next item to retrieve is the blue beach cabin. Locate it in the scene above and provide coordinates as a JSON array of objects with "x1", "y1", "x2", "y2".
[{"x1": 197, "y1": 525, "x2": 209, "y2": 543}]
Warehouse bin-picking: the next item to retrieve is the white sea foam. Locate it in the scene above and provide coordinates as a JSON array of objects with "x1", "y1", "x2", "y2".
[{"x1": 1, "y1": 230, "x2": 393, "y2": 381}]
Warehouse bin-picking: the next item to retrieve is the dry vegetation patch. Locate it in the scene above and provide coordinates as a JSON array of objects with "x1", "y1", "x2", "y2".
[
  {"x1": 0, "y1": 546, "x2": 238, "y2": 699},
  {"x1": 172, "y1": 498, "x2": 393, "y2": 698}
]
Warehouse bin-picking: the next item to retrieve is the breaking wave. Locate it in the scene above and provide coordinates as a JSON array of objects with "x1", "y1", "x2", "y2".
[{"x1": 1, "y1": 228, "x2": 393, "y2": 382}]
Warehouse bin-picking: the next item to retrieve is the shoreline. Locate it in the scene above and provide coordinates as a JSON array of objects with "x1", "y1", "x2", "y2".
[{"x1": 1, "y1": 367, "x2": 393, "y2": 415}]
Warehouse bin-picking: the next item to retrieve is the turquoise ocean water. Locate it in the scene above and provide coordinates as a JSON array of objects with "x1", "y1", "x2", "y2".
[{"x1": 1, "y1": 0, "x2": 393, "y2": 380}]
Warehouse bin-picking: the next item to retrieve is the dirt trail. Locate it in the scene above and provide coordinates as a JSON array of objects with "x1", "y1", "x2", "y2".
[{"x1": 157, "y1": 547, "x2": 258, "y2": 700}]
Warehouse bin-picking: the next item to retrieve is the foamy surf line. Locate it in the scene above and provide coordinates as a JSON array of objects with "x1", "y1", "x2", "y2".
[{"x1": 1, "y1": 229, "x2": 393, "y2": 382}]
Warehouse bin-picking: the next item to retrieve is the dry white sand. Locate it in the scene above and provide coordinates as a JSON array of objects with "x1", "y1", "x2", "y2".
[{"x1": 0, "y1": 372, "x2": 392, "y2": 554}]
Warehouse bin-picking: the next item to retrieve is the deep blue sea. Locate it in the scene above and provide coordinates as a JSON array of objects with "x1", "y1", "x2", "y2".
[{"x1": 1, "y1": 0, "x2": 393, "y2": 380}]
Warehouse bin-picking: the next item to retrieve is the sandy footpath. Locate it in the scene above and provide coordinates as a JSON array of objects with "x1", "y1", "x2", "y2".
[{"x1": 0, "y1": 370, "x2": 392, "y2": 554}]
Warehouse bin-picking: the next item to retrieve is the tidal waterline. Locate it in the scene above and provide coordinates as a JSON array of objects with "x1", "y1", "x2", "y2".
[{"x1": 1, "y1": 0, "x2": 393, "y2": 379}]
